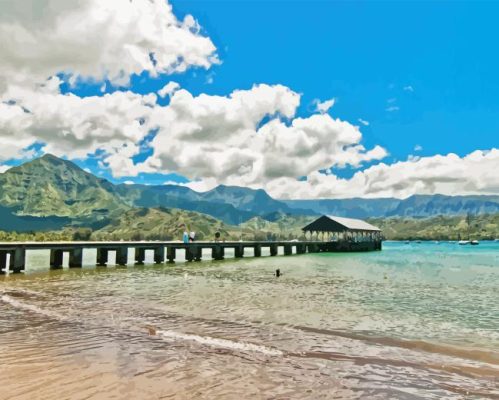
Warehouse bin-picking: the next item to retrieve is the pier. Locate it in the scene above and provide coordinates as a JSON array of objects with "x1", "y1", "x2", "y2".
[{"x1": 0, "y1": 239, "x2": 382, "y2": 274}]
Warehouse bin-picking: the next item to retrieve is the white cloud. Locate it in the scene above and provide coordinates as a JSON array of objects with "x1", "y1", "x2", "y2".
[
  {"x1": 404, "y1": 85, "x2": 414, "y2": 92},
  {"x1": 0, "y1": 83, "x2": 155, "y2": 160},
  {"x1": 0, "y1": 0, "x2": 494, "y2": 202},
  {"x1": 387, "y1": 97, "x2": 397, "y2": 103},
  {"x1": 131, "y1": 85, "x2": 386, "y2": 188},
  {"x1": 0, "y1": 165, "x2": 11, "y2": 173},
  {"x1": 0, "y1": 0, "x2": 218, "y2": 88},
  {"x1": 265, "y1": 149, "x2": 499, "y2": 199},
  {"x1": 158, "y1": 81, "x2": 180, "y2": 98},
  {"x1": 414, "y1": 144, "x2": 423, "y2": 152},
  {"x1": 313, "y1": 98, "x2": 336, "y2": 114},
  {"x1": 358, "y1": 118, "x2": 369, "y2": 126}
]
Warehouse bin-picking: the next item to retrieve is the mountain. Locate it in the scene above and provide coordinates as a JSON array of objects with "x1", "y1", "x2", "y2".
[
  {"x1": 0, "y1": 154, "x2": 126, "y2": 218},
  {"x1": 0, "y1": 155, "x2": 498, "y2": 234},
  {"x1": 284, "y1": 198, "x2": 400, "y2": 218},
  {"x1": 368, "y1": 214, "x2": 499, "y2": 241},
  {"x1": 116, "y1": 184, "x2": 257, "y2": 224},
  {"x1": 199, "y1": 185, "x2": 302, "y2": 215},
  {"x1": 0, "y1": 205, "x2": 70, "y2": 232},
  {"x1": 386, "y1": 194, "x2": 499, "y2": 217},
  {"x1": 285, "y1": 195, "x2": 499, "y2": 218},
  {"x1": 92, "y1": 207, "x2": 235, "y2": 241}
]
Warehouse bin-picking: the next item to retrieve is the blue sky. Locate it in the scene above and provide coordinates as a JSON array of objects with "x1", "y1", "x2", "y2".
[
  {"x1": 169, "y1": 0, "x2": 499, "y2": 159},
  {"x1": 75, "y1": 1, "x2": 497, "y2": 180},
  {"x1": 1, "y1": 1, "x2": 498, "y2": 198}
]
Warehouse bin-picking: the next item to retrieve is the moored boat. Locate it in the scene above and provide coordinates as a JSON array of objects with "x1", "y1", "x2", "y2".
[
  {"x1": 470, "y1": 240, "x2": 479, "y2": 245},
  {"x1": 458, "y1": 240, "x2": 470, "y2": 245}
]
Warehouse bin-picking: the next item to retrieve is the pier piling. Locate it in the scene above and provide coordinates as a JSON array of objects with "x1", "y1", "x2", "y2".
[
  {"x1": 0, "y1": 251, "x2": 7, "y2": 274},
  {"x1": 96, "y1": 248, "x2": 109, "y2": 266},
  {"x1": 50, "y1": 249, "x2": 64, "y2": 269},
  {"x1": 116, "y1": 247, "x2": 128, "y2": 266},
  {"x1": 254, "y1": 245, "x2": 262, "y2": 257},
  {"x1": 235, "y1": 245, "x2": 244, "y2": 258},
  {"x1": 167, "y1": 247, "x2": 176, "y2": 263},
  {"x1": 11, "y1": 248, "x2": 25, "y2": 273},
  {"x1": 154, "y1": 247, "x2": 165, "y2": 264},
  {"x1": 69, "y1": 248, "x2": 83, "y2": 268},
  {"x1": 212, "y1": 245, "x2": 224, "y2": 260},
  {"x1": 135, "y1": 248, "x2": 145, "y2": 265}
]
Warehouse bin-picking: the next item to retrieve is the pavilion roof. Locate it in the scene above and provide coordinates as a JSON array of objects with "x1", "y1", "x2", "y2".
[{"x1": 302, "y1": 215, "x2": 381, "y2": 233}]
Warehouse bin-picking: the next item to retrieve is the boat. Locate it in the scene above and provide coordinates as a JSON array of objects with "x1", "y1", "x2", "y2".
[{"x1": 458, "y1": 213, "x2": 479, "y2": 246}]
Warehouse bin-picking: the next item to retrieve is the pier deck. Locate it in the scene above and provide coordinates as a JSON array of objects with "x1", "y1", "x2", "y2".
[{"x1": 0, "y1": 240, "x2": 382, "y2": 274}]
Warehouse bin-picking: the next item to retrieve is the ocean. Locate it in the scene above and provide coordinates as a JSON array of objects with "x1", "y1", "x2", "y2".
[{"x1": 1, "y1": 242, "x2": 498, "y2": 399}]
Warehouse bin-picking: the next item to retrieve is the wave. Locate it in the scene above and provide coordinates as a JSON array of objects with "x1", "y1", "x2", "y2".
[
  {"x1": 1, "y1": 294, "x2": 67, "y2": 321},
  {"x1": 293, "y1": 325, "x2": 499, "y2": 367},
  {"x1": 155, "y1": 329, "x2": 283, "y2": 356},
  {"x1": 0, "y1": 292, "x2": 283, "y2": 357}
]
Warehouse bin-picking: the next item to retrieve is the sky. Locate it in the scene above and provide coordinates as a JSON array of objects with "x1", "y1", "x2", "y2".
[{"x1": 0, "y1": 0, "x2": 498, "y2": 199}]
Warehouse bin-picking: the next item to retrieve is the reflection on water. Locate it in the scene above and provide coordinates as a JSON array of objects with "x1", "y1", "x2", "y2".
[{"x1": 1, "y1": 242, "x2": 498, "y2": 399}]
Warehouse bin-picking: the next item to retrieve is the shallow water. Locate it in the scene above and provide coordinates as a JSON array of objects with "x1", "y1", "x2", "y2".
[{"x1": 1, "y1": 242, "x2": 498, "y2": 399}]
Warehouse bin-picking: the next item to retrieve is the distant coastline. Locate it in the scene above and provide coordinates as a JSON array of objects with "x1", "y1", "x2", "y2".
[
  {"x1": 0, "y1": 212, "x2": 497, "y2": 243},
  {"x1": 0, "y1": 155, "x2": 498, "y2": 243}
]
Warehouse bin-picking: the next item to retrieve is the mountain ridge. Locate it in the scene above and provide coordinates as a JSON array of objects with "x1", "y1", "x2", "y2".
[{"x1": 0, "y1": 155, "x2": 498, "y2": 233}]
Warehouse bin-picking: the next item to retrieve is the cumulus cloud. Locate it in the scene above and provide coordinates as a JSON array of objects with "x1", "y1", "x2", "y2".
[
  {"x1": 132, "y1": 85, "x2": 386, "y2": 187},
  {"x1": 0, "y1": 165, "x2": 11, "y2": 173},
  {"x1": 386, "y1": 106, "x2": 400, "y2": 112},
  {"x1": 358, "y1": 118, "x2": 369, "y2": 126},
  {"x1": 404, "y1": 85, "x2": 414, "y2": 92},
  {"x1": 414, "y1": 144, "x2": 423, "y2": 152},
  {"x1": 158, "y1": 81, "x2": 180, "y2": 98},
  {"x1": 0, "y1": 82, "x2": 155, "y2": 160},
  {"x1": 0, "y1": 0, "x2": 218, "y2": 87},
  {"x1": 313, "y1": 98, "x2": 336, "y2": 114},
  {"x1": 265, "y1": 149, "x2": 499, "y2": 199},
  {"x1": 0, "y1": 0, "x2": 494, "y2": 201}
]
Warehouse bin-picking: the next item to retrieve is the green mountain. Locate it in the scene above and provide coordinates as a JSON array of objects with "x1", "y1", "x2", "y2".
[
  {"x1": 285, "y1": 195, "x2": 499, "y2": 218},
  {"x1": 0, "y1": 154, "x2": 126, "y2": 218},
  {"x1": 92, "y1": 207, "x2": 234, "y2": 241},
  {"x1": 1, "y1": 155, "x2": 498, "y2": 237},
  {"x1": 368, "y1": 214, "x2": 499, "y2": 241},
  {"x1": 116, "y1": 184, "x2": 257, "y2": 224}
]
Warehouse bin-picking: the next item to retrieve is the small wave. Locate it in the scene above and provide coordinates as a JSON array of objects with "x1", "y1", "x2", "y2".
[
  {"x1": 294, "y1": 325, "x2": 499, "y2": 366},
  {"x1": 0, "y1": 294, "x2": 67, "y2": 321},
  {"x1": 0, "y1": 294, "x2": 283, "y2": 357},
  {"x1": 156, "y1": 329, "x2": 283, "y2": 356}
]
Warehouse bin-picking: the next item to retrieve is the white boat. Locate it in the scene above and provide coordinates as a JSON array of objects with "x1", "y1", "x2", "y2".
[
  {"x1": 470, "y1": 240, "x2": 479, "y2": 245},
  {"x1": 458, "y1": 240, "x2": 470, "y2": 245}
]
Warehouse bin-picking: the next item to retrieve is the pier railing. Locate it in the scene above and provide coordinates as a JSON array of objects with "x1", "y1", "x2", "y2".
[{"x1": 0, "y1": 239, "x2": 382, "y2": 274}]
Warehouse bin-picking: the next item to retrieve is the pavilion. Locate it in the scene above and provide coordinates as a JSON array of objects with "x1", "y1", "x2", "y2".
[{"x1": 302, "y1": 215, "x2": 382, "y2": 251}]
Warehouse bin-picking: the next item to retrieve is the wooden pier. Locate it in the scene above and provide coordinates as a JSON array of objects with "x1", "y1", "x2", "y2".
[{"x1": 0, "y1": 239, "x2": 382, "y2": 274}]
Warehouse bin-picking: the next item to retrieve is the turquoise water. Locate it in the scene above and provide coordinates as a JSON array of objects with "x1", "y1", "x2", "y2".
[{"x1": 1, "y1": 242, "x2": 498, "y2": 399}]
